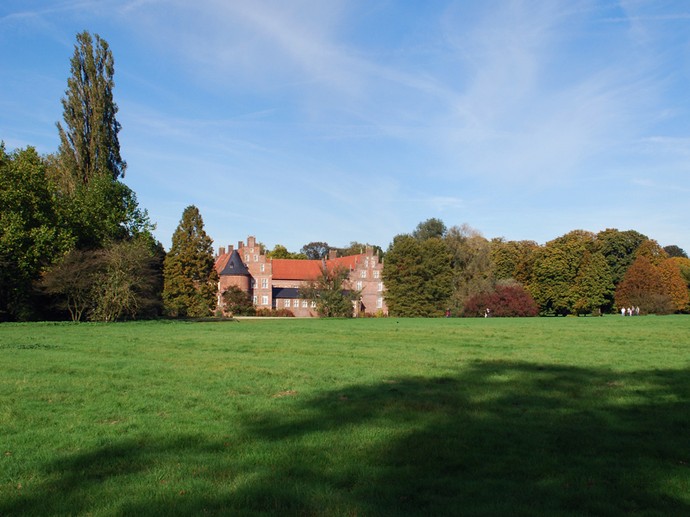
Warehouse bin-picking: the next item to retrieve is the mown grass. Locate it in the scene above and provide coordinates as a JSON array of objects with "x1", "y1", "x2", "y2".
[{"x1": 1, "y1": 316, "x2": 689, "y2": 516}]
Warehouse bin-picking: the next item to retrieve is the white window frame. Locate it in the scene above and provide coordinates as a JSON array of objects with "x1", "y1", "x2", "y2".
[
  {"x1": 284, "y1": 299, "x2": 291, "y2": 308},
  {"x1": 261, "y1": 295, "x2": 269, "y2": 306},
  {"x1": 261, "y1": 278, "x2": 268, "y2": 289},
  {"x1": 360, "y1": 270, "x2": 367, "y2": 278},
  {"x1": 373, "y1": 270, "x2": 379, "y2": 279}
]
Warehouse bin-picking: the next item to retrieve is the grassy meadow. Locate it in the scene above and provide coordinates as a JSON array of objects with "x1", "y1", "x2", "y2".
[{"x1": 1, "y1": 316, "x2": 689, "y2": 516}]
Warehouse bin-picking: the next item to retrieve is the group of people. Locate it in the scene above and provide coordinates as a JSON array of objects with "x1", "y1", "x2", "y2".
[{"x1": 620, "y1": 306, "x2": 640, "y2": 316}]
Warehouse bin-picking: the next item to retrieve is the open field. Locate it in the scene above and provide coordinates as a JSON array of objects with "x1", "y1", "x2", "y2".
[{"x1": 1, "y1": 316, "x2": 689, "y2": 516}]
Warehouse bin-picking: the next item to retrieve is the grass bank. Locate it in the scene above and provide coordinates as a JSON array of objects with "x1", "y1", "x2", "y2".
[{"x1": 1, "y1": 316, "x2": 689, "y2": 515}]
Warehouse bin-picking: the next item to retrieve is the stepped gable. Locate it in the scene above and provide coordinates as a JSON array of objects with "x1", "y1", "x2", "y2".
[{"x1": 215, "y1": 249, "x2": 250, "y2": 276}]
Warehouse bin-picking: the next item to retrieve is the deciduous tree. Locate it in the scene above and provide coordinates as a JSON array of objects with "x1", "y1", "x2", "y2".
[
  {"x1": 383, "y1": 234, "x2": 453, "y2": 317},
  {"x1": 570, "y1": 251, "x2": 614, "y2": 315},
  {"x1": 300, "y1": 242, "x2": 330, "y2": 260},
  {"x1": 595, "y1": 229, "x2": 647, "y2": 285},
  {"x1": 299, "y1": 264, "x2": 358, "y2": 317},
  {"x1": 462, "y1": 283, "x2": 538, "y2": 317},
  {"x1": 446, "y1": 225, "x2": 493, "y2": 312},
  {"x1": 0, "y1": 145, "x2": 72, "y2": 320},
  {"x1": 412, "y1": 218, "x2": 447, "y2": 241},
  {"x1": 57, "y1": 31, "x2": 125, "y2": 185},
  {"x1": 658, "y1": 258, "x2": 689, "y2": 313},
  {"x1": 614, "y1": 256, "x2": 673, "y2": 314}
]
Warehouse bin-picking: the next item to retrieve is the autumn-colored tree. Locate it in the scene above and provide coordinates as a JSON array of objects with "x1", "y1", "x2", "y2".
[
  {"x1": 671, "y1": 257, "x2": 690, "y2": 288},
  {"x1": 529, "y1": 231, "x2": 596, "y2": 315},
  {"x1": 614, "y1": 256, "x2": 673, "y2": 314},
  {"x1": 634, "y1": 239, "x2": 668, "y2": 266},
  {"x1": 570, "y1": 251, "x2": 614, "y2": 315},
  {"x1": 446, "y1": 225, "x2": 494, "y2": 312},
  {"x1": 163, "y1": 206, "x2": 218, "y2": 318},
  {"x1": 658, "y1": 258, "x2": 689, "y2": 312},
  {"x1": 462, "y1": 283, "x2": 538, "y2": 317},
  {"x1": 490, "y1": 238, "x2": 539, "y2": 285}
]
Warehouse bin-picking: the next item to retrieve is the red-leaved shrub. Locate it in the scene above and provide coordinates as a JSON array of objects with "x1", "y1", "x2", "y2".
[{"x1": 462, "y1": 284, "x2": 539, "y2": 317}]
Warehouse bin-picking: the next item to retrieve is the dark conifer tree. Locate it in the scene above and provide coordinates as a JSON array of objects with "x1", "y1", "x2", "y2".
[{"x1": 163, "y1": 206, "x2": 218, "y2": 318}]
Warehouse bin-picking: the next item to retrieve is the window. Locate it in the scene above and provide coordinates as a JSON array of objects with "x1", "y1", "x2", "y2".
[
  {"x1": 311, "y1": 301, "x2": 317, "y2": 308},
  {"x1": 302, "y1": 300, "x2": 308, "y2": 308},
  {"x1": 254, "y1": 254, "x2": 259, "y2": 262},
  {"x1": 244, "y1": 254, "x2": 249, "y2": 262},
  {"x1": 373, "y1": 270, "x2": 379, "y2": 279},
  {"x1": 251, "y1": 278, "x2": 256, "y2": 289},
  {"x1": 378, "y1": 282, "x2": 383, "y2": 292},
  {"x1": 377, "y1": 297, "x2": 383, "y2": 309},
  {"x1": 253, "y1": 295, "x2": 258, "y2": 305},
  {"x1": 261, "y1": 295, "x2": 269, "y2": 306},
  {"x1": 284, "y1": 299, "x2": 291, "y2": 308},
  {"x1": 260, "y1": 263, "x2": 265, "y2": 273},
  {"x1": 294, "y1": 299, "x2": 300, "y2": 307},
  {"x1": 360, "y1": 270, "x2": 367, "y2": 278},
  {"x1": 356, "y1": 281, "x2": 363, "y2": 290},
  {"x1": 261, "y1": 278, "x2": 268, "y2": 289}
]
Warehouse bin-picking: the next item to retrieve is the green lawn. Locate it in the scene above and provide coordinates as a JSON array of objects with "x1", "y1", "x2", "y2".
[{"x1": 1, "y1": 316, "x2": 689, "y2": 516}]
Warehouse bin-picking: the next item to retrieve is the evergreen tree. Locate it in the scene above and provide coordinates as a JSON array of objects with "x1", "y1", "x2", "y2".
[{"x1": 163, "y1": 206, "x2": 218, "y2": 318}]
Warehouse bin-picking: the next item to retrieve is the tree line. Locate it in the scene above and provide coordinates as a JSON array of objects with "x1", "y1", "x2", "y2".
[
  {"x1": 382, "y1": 218, "x2": 690, "y2": 317},
  {"x1": 2, "y1": 32, "x2": 688, "y2": 321}
]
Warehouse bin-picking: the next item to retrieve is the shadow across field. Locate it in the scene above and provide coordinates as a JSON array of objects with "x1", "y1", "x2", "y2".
[{"x1": 3, "y1": 361, "x2": 689, "y2": 516}]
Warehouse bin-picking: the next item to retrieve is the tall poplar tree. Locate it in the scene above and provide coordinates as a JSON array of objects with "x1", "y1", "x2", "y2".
[
  {"x1": 57, "y1": 31, "x2": 125, "y2": 186},
  {"x1": 163, "y1": 206, "x2": 218, "y2": 318},
  {"x1": 54, "y1": 31, "x2": 150, "y2": 248}
]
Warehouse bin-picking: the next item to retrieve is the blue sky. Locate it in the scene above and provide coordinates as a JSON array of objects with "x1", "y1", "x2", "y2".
[{"x1": 1, "y1": 1, "x2": 689, "y2": 254}]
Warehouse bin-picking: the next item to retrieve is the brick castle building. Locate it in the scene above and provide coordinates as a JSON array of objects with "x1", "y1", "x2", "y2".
[{"x1": 214, "y1": 236, "x2": 388, "y2": 317}]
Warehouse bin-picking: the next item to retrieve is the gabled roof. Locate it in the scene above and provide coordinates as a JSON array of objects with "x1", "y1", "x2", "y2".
[
  {"x1": 272, "y1": 254, "x2": 366, "y2": 281},
  {"x1": 272, "y1": 259, "x2": 322, "y2": 280},
  {"x1": 215, "y1": 250, "x2": 250, "y2": 276}
]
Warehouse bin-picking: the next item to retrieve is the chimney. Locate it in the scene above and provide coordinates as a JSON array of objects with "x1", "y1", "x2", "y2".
[{"x1": 218, "y1": 246, "x2": 226, "y2": 256}]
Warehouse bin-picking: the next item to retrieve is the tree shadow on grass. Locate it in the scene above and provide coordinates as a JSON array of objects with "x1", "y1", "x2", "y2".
[{"x1": 3, "y1": 362, "x2": 689, "y2": 516}]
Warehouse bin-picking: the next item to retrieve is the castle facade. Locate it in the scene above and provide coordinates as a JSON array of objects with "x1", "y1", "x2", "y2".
[{"x1": 214, "y1": 236, "x2": 387, "y2": 317}]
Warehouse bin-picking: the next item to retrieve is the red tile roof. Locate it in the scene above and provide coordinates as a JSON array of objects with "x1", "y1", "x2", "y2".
[
  {"x1": 215, "y1": 251, "x2": 366, "y2": 280},
  {"x1": 272, "y1": 255, "x2": 365, "y2": 280}
]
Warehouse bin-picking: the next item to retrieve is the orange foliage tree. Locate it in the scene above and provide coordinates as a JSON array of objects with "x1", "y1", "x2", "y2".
[{"x1": 614, "y1": 255, "x2": 673, "y2": 314}]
